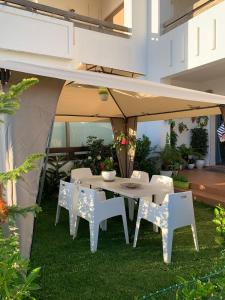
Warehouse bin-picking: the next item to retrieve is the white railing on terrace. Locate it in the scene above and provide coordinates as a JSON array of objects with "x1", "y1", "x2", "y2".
[
  {"x1": 0, "y1": 0, "x2": 131, "y2": 38},
  {"x1": 163, "y1": 0, "x2": 223, "y2": 33}
]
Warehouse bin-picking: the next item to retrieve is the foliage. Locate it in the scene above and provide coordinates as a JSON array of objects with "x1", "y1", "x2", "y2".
[
  {"x1": 0, "y1": 78, "x2": 41, "y2": 300},
  {"x1": 0, "y1": 78, "x2": 39, "y2": 120},
  {"x1": 191, "y1": 127, "x2": 208, "y2": 156},
  {"x1": 169, "y1": 120, "x2": 178, "y2": 148},
  {"x1": 113, "y1": 131, "x2": 136, "y2": 150},
  {"x1": 7, "y1": 205, "x2": 42, "y2": 221},
  {"x1": 178, "y1": 122, "x2": 189, "y2": 134},
  {"x1": 133, "y1": 135, "x2": 158, "y2": 176},
  {"x1": 44, "y1": 156, "x2": 68, "y2": 194},
  {"x1": 192, "y1": 116, "x2": 209, "y2": 128},
  {"x1": 172, "y1": 174, "x2": 188, "y2": 183},
  {"x1": 176, "y1": 274, "x2": 225, "y2": 300},
  {"x1": 0, "y1": 229, "x2": 41, "y2": 300},
  {"x1": 100, "y1": 157, "x2": 114, "y2": 171},
  {"x1": 213, "y1": 204, "x2": 225, "y2": 246},
  {"x1": 73, "y1": 136, "x2": 116, "y2": 175},
  {"x1": 98, "y1": 87, "x2": 108, "y2": 95},
  {"x1": 0, "y1": 154, "x2": 43, "y2": 184},
  {"x1": 160, "y1": 135, "x2": 183, "y2": 171}
]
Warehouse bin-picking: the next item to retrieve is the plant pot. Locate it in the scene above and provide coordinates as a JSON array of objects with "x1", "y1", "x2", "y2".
[
  {"x1": 101, "y1": 170, "x2": 116, "y2": 182},
  {"x1": 99, "y1": 93, "x2": 108, "y2": 101},
  {"x1": 188, "y1": 163, "x2": 195, "y2": 170},
  {"x1": 174, "y1": 181, "x2": 190, "y2": 190},
  {"x1": 160, "y1": 170, "x2": 173, "y2": 177},
  {"x1": 196, "y1": 159, "x2": 205, "y2": 169}
]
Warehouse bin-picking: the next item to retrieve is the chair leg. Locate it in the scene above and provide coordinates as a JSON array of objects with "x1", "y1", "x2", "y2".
[
  {"x1": 89, "y1": 222, "x2": 99, "y2": 253},
  {"x1": 122, "y1": 214, "x2": 129, "y2": 244},
  {"x1": 100, "y1": 220, "x2": 107, "y2": 231},
  {"x1": 69, "y1": 211, "x2": 75, "y2": 236},
  {"x1": 133, "y1": 217, "x2": 141, "y2": 248},
  {"x1": 128, "y1": 198, "x2": 135, "y2": 221},
  {"x1": 161, "y1": 228, "x2": 174, "y2": 264},
  {"x1": 73, "y1": 216, "x2": 80, "y2": 239},
  {"x1": 55, "y1": 205, "x2": 61, "y2": 226},
  {"x1": 191, "y1": 223, "x2": 199, "y2": 251}
]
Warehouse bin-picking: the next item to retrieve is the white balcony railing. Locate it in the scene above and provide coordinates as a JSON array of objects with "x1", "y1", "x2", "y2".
[
  {"x1": 0, "y1": 0, "x2": 146, "y2": 76},
  {"x1": 158, "y1": 0, "x2": 225, "y2": 78}
]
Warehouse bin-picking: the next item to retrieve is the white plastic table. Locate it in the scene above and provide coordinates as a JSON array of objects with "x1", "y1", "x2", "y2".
[{"x1": 80, "y1": 176, "x2": 169, "y2": 199}]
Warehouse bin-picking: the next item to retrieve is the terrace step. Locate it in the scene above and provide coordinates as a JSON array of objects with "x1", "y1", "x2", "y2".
[
  {"x1": 175, "y1": 187, "x2": 225, "y2": 207},
  {"x1": 190, "y1": 182, "x2": 225, "y2": 197}
]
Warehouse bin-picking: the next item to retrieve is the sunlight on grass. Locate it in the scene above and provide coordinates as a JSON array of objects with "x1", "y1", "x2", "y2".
[{"x1": 31, "y1": 200, "x2": 222, "y2": 300}]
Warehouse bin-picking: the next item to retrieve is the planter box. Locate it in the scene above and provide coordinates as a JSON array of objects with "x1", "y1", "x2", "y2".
[{"x1": 174, "y1": 181, "x2": 190, "y2": 190}]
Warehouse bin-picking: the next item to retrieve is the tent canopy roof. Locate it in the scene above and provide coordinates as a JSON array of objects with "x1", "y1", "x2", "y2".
[
  {"x1": 1, "y1": 60, "x2": 225, "y2": 122},
  {"x1": 56, "y1": 82, "x2": 223, "y2": 122}
]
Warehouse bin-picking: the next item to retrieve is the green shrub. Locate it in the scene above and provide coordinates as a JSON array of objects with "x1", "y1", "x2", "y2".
[
  {"x1": 134, "y1": 135, "x2": 158, "y2": 176},
  {"x1": 191, "y1": 127, "x2": 208, "y2": 156},
  {"x1": 172, "y1": 174, "x2": 188, "y2": 182}
]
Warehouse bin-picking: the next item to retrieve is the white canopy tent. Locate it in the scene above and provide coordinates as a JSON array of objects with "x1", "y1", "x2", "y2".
[
  {"x1": 1, "y1": 60, "x2": 225, "y2": 258},
  {"x1": 56, "y1": 80, "x2": 225, "y2": 123}
]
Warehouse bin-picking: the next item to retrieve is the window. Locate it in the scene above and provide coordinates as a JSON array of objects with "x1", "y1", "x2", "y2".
[
  {"x1": 50, "y1": 122, "x2": 66, "y2": 148},
  {"x1": 70, "y1": 122, "x2": 113, "y2": 147}
]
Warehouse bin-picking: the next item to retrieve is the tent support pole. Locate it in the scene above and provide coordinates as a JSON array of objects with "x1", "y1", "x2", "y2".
[{"x1": 37, "y1": 119, "x2": 54, "y2": 205}]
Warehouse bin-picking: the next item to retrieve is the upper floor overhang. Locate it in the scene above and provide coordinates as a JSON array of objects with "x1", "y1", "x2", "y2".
[{"x1": 0, "y1": 0, "x2": 147, "y2": 76}]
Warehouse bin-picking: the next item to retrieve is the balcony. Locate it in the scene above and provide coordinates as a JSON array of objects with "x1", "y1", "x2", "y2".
[
  {"x1": 158, "y1": 0, "x2": 225, "y2": 79},
  {"x1": 0, "y1": 0, "x2": 147, "y2": 75},
  {"x1": 163, "y1": 0, "x2": 223, "y2": 33}
]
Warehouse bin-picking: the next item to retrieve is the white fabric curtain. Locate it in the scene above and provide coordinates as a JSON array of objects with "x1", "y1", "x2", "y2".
[{"x1": 3, "y1": 71, "x2": 64, "y2": 258}]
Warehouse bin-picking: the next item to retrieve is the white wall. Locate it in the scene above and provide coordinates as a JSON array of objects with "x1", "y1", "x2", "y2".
[
  {"x1": 157, "y1": 1, "x2": 225, "y2": 79},
  {"x1": 137, "y1": 120, "x2": 170, "y2": 150},
  {"x1": 0, "y1": 1, "x2": 147, "y2": 75}
]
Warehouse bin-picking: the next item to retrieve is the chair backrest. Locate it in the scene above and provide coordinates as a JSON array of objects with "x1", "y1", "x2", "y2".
[
  {"x1": 59, "y1": 161, "x2": 74, "y2": 176},
  {"x1": 131, "y1": 170, "x2": 149, "y2": 183},
  {"x1": 77, "y1": 187, "x2": 98, "y2": 220},
  {"x1": 150, "y1": 175, "x2": 174, "y2": 205},
  {"x1": 71, "y1": 168, "x2": 93, "y2": 182},
  {"x1": 163, "y1": 191, "x2": 195, "y2": 229},
  {"x1": 58, "y1": 180, "x2": 77, "y2": 210},
  {"x1": 150, "y1": 175, "x2": 174, "y2": 193}
]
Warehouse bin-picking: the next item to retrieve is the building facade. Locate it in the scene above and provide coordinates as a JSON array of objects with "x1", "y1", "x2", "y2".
[{"x1": 0, "y1": 0, "x2": 224, "y2": 164}]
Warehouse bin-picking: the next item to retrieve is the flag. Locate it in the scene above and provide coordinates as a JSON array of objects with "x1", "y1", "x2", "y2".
[{"x1": 217, "y1": 123, "x2": 225, "y2": 142}]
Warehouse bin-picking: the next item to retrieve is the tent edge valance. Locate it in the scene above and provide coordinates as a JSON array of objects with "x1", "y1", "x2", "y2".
[{"x1": 1, "y1": 60, "x2": 225, "y2": 107}]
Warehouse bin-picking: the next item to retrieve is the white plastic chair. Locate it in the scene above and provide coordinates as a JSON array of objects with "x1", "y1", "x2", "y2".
[
  {"x1": 133, "y1": 191, "x2": 199, "y2": 264},
  {"x1": 59, "y1": 161, "x2": 74, "y2": 176},
  {"x1": 150, "y1": 175, "x2": 174, "y2": 232},
  {"x1": 70, "y1": 168, "x2": 93, "y2": 183},
  {"x1": 55, "y1": 180, "x2": 107, "y2": 234},
  {"x1": 128, "y1": 170, "x2": 149, "y2": 221},
  {"x1": 73, "y1": 187, "x2": 129, "y2": 252},
  {"x1": 55, "y1": 180, "x2": 77, "y2": 235}
]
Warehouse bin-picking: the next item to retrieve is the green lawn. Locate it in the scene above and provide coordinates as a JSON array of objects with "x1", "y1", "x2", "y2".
[{"x1": 31, "y1": 198, "x2": 222, "y2": 300}]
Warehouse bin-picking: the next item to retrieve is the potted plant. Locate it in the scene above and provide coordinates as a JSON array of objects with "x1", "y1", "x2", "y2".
[
  {"x1": 195, "y1": 152, "x2": 205, "y2": 169},
  {"x1": 191, "y1": 126, "x2": 208, "y2": 169},
  {"x1": 187, "y1": 157, "x2": 195, "y2": 169},
  {"x1": 100, "y1": 157, "x2": 116, "y2": 181},
  {"x1": 160, "y1": 136, "x2": 183, "y2": 177},
  {"x1": 98, "y1": 87, "x2": 109, "y2": 101},
  {"x1": 172, "y1": 174, "x2": 190, "y2": 189}
]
